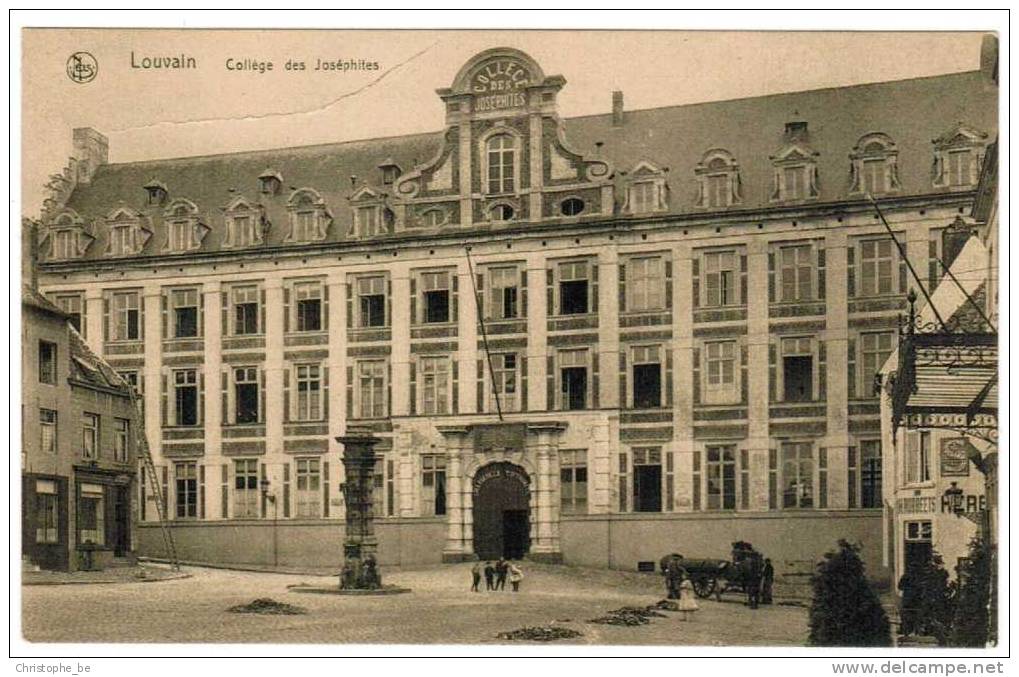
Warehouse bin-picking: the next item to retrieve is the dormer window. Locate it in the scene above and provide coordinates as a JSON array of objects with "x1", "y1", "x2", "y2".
[
  {"x1": 111, "y1": 223, "x2": 139, "y2": 255},
  {"x1": 162, "y1": 199, "x2": 205, "y2": 252},
  {"x1": 347, "y1": 186, "x2": 389, "y2": 240},
  {"x1": 932, "y1": 124, "x2": 988, "y2": 190},
  {"x1": 695, "y1": 149, "x2": 742, "y2": 209},
  {"x1": 144, "y1": 180, "x2": 168, "y2": 207},
  {"x1": 45, "y1": 210, "x2": 95, "y2": 261},
  {"x1": 286, "y1": 189, "x2": 330, "y2": 243},
  {"x1": 357, "y1": 206, "x2": 380, "y2": 237},
  {"x1": 770, "y1": 135, "x2": 820, "y2": 203},
  {"x1": 378, "y1": 159, "x2": 402, "y2": 186},
  {"x1": 53, "y1": 229, "x2": 78, "y2": 259},
  {"x1": 630, "y1": 182, "x2": 657, "y2": 213},
  {"x1": 849, "y1": 133, "x2": 901, "y2": 196},
  {"x1": 258, "y1": 170, "x2": 282, "y2": 196},
  {"x1": 104, "y1": 206, "x2": 152, "y2": 257},
  {"x1": 485, "y1": 133, "x2": 516, "y2": 194},
  {"x1": 624, "y1": 161, "x2": 668, "y2": 214},
  {"x1": 222, "y1": 196, "x2": 265, "y2": 248}
]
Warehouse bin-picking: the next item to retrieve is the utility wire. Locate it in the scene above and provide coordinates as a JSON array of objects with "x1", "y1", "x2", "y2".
[{"x1": 465, "y1": 245, "x2": 503, "y2": 421}]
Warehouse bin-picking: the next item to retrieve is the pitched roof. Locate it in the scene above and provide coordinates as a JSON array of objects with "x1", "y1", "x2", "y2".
[
  {"x1": 67, "y1": 325, "x2": 134, "y2": 396},
  {"x1": 59, "y1": 70, "x2": 996, "y2": 260},
  {"x1": 22, "y1": 284, "x2": 68, "y2": 317}
]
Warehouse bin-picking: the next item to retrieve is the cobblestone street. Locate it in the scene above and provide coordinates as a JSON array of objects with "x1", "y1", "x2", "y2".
[{"x1": 22, "y1": 562, "x2": 809, "y2": 645}]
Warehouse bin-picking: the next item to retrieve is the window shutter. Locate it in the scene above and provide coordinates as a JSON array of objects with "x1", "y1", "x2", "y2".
[
  {"x1": 691, "y1": 450, "x2": 701, "y2": 511},
  {"x1": 818, "y1": 340, "x2": 827, "y2": 400},
  {"x1": 283, "y1": 287, "x2": 290, "y2": 333},
  {"x1": 259, "y1": 368, "x2": 266, "y2": 423},
  {"x1": 199, "y1": 465, "x2": 206, "y2": 519},
  {"x1": 161, "y1": 372, "x2": 168, "y2": 427},
  {"x1": 259, "y1": 289, "x2": 266, "y2": 334},
  {"x1": 198, "y1": 291, "x2": 205, "y2": 337},
  {"x1": 283, "y1": 368, "x2": 291, "y2": 423},
  {"x1": 767, "y1": 252, "x2": 776, "y2": 303},
  {"x1": 591, "y1": 351, "x2": 599, "y2": 408},
  {"x1": 768, "y1": 449, "x2": 778, "y2": 510},
  {"x1": 665, "y1": 259, "x2": 673, "y2": 309},
  {"x1": 221, "y1": 368, "x2": 230, "y2": 425},
  {"x1": 740, "y1": 343, "x2": 749, "y2": 404},
  {"x1": 161, "y1": 291, "x2": 168, "y2": 339},
  {"x1": 387, "y1": 363, "x2": 392, "y2": 417},
  {"x1": 139, "y1": 296, "x2": 146, "y2": 340},
  {"x1": 546, "y1": 353, "x2": 555, "y2": 410},
  {"x1": 546, "y1": 268, "x2": 554, "y2": 316},
  {"x1": 817, "y1": 247, "x2": 826, "y2": 300},
  {"x1": 409, "y1": 361, "x2": 417, "y2": 415},
  {"x1": 520, "y1": 268, "x2": 528, "y2": 318},
  {"x1": 847, "y1": 246, "x2": 856, "y2": 297},
  {"x1": 323, "y1": 461, "x2": 331, "y2": 518},
  {"x1": 475, "y1": 273, "x2": 484, "y2": 319},
  {"x1": 322, "y1": 284, "x2": 330, "y2": 331},
  {"x1": 590, "y1": 262, "x2": 599, "y2": 313},
  {"x1": 476, "y1": 359, "x2": 485, "y2": 412},
  {"x1": 282, "y1": 462, "x2": 291, "y2": 519},
  {"x1": 692, "y1": 346, "x2": 701, "y2": 404},
  {"x1": 618, "y1": 262, "x2": 627, "y2": 313},
  {"x1": 899, "y1": 241, "x2": 908, "y2": 293},
  {"x1": 618, "y1": 350, "x2": 628, "y2": 408},
  {"x1": 345, "y1": 365, "x2": 354, "y2": 419},
  {"x1": 385, "y1": 279, "x2": 391, "y2": 327},
  {"x1": 768, "y1": 342, "x2": 777, "y2": 402},
  {"x1": 847, "y1": 337, "x2": 857, "y2": 400},
  {"x1": 666, "y1": 349, "x2": 674, "y2": 406},
  {"x1": 103, "y1": 294, "x2": 110, "y2": 341},
  {"x1": 692, "y1": 257, "x2": 700, "y2": 309},
  {"x1": 818, "y1": 447, "x2": 828, "y2": 509},
  {"x1": 451, "y1": 358, "x2": 459, "y2": 414},
  {"x1": 221, "y1": 464, "x2": 228, "y2": 519},
  {"x1": 451, "y1": 273, "x2": 459, "y2": 322},
  {"x1": 259, "y1": 463, "x2": 267, "y2": 518},
  {"x1": 346, "y1": 282, "x2": 353, "y2": 329},
  {"x1": 198, "y1": 372, "x2": 205, "y2": 425},
  {"x1": 409, "y1": 278, "x2": 417, "y2": 325},
  {"x1": 520, "y1": 355, "x2": 528, "y2": 410},
  {"x1": 739, "y1": 254, "x2": 748, "y2": 305},
  {"x1": 80, "y1": 297, "x2": 89, "y2": 340},
  {"x1": 322, "y1": 367, "x2": 330, "y2": 419}
]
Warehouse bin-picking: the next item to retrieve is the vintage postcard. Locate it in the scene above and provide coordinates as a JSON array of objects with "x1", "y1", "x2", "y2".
[{"x1": 16, "y1": 20, "x2": 1002, "y2": 660}]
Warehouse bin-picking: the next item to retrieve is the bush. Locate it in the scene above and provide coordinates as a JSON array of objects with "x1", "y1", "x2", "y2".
[
  {"x1": 808, "y1": 539, "x2": 892, "y2": 647},
  {"x1": 950, "y1": 534, "x2": 993, "y2": 647},
  {"x1": 897, "y1": 550, "x2": 955, "y2": 645}
]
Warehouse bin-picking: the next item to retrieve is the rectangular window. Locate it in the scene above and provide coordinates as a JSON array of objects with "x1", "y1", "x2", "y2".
[
  {"x1": 782, "y1": 337, "x2": 813, "y2": 402},
  {"x1": 705, "y1": 445, "x2": 738, "y2": 510},
  {"x1": 170, "y1": 221, "x2": 192, "y2": 251},
  {"x1": 357, "y1": 276, "x2": 387, "y2": 328},
  {"x1": 704, "y1": 251, "x2": 737, "y2": 307},
  {"x1": 358, "y1": 360, "x2": 386, "y2": 419},
  {"x1": 372, "y1": 457, "x2": 386, "y2": 518},
  {"x1": 904, "y1": 520, "x2": 934, "y2": 570},
  {"x1": 175, "y1": 462, "x2": 198, "y2": 519},
  {"x1": 421, "y1": 271, "x2": 450, "y2": 324},
  {"x1": 234, "y1": 367, "x2": 259, "y2": 424},
  {"x1": 111, "y1": 291, "x2": 140, "y2": 341},
  {"x1": 860, "y1": 239, "x2": 895, "y2": 296},
  {"x1": 860, "y1": 331, "x2": 894, "y2": 397},
  {"x1": 40, "y1": 409, "x2": 57, "y2": 454},
  {"x1": 233, "y1": 459, "x2": 259, "y2": 518},
  {"x1": 173, "y1": 369, "x2": 199, "y2": 426},
  {"x1": 488, "y1": 267, "x2": 519, "y2": 320},
  {"x1": 82, "y1": 413, "x2": 99, "y2": 460},
  {"x1": 171, "y1": 288, "x2": 199, "y2": 338},
  {"x1": 707, "y1": 174, "x2": 729, "y2": 208},
  {"x1": 860, "y1": 440, "x2": 883, "y2": 509},
  {"x1": 357, "y1": 206, "x2": 379, "y2": 237},
  {"x1": 113, "y1": 418, "x2": 129, "y2": 463},
  {"x1": 294, "y1": 211, "x2": 316, "y2": 242},
  {"x1": 632, "y1": 447, "x2": 663, "y2": 513},
  {"x1": 421, "y1": 455, "x2": 447, "y2": 516},
  {"x1": 53, "y1": 293, "x2": 83, "y2": 334},
  {"x1": 78, "y1": 484, "x2": 105, "y2": 545},
  {"x1": 947, "y1": 150, "x2": 972, "y2": 187},
  {"x1": 630, "y1": 182, "x2": 656, "y2": 213},
  {"x1": 559, "y1": 349, "x2": 588, "y2": 411},
  {"x1": 295, "y1": 364, "x2": 322, "y2": 421},
  {"x1": 632, "y1": 345, "x2": 662, "y2": 408},
  {"x1": 559, "y1": 261, "x2": 589, "y2": 315},
  {"x1": 783, "y1": 166, "x2": 806, "y2": 200},
  {"x1": 704, "y1": 340, "x2": 737, "y2": 404},
  {"x1": 781, "y1": 442, "x2": 814, "y2": 509},
  {"x1": 54, "y1": 230, "x2": 77, "y2": 259},
  {"x1": 906, "y1": 430, "x2": 932, "y2": 484},
  {"x1": 111, "y1": 225, "x2": 136, "y2": 255},
  {"x1": 296, "y1": 458, "x2": 321, "y2": 518},
  {"x1": 35, "y1": 481, "x2": 59, "y2": 544},
  {"x1": 491, "y1": 353, "x2": 518, "y2": 412},
  {"x1": 862, "y1": 158, "x2": 886, "y2": 195},
  {"x1": 779, "y1": 245, "x2": 813, "y2": 302},
  {"x1": 420, "y1": 356, "x2": 450, "y2": 415},
  {"x1": 233, "y1": 215, "x2": 257, "y2": 247},
  {"x1": 627, "y1": 257, "x2": 664, "y2": 311},
  {"x1": 38, "y1": 341, "x2": 57, "y2": 385},
  {"x1": 294, "y1": 282, "x2": 323, "y2": 332},
  {"x1": 232, "y1": 286, "x2": 259, "y2": 335},
  {"x1": 560, "y1": 449, "x2": 588, "y2": 515}
]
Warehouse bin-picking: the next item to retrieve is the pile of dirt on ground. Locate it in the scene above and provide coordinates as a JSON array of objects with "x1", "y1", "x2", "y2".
[
  {"x1": 588, "y1": 605, "x2": 669, "y2": 626},
  {"x1": 652, "y1": 599, "x2": 680, "y2": 611},
  {"x1": 496, "y1": 626, "x2": 583, "y2": 641},
  {"x1": 227, "y1": 598, "x2": 307, "y2": 615}
]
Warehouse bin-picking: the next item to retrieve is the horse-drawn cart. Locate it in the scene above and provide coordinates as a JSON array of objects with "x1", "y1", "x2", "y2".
[{"x1": 660, "y1": 542, "x2": 763, "y2": 600}]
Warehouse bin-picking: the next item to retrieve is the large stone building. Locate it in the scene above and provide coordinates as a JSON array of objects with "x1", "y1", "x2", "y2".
[{"x1": 31, "y1": 46, "x2": 997, "y2": 578}]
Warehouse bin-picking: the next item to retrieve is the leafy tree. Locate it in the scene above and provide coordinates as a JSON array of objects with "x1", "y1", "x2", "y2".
[
  {"x1": 897, "y1": 550, "x2": 955, "y2": 645},
  {"x1": 808, "y1": 539, "x2": 892, "y2": 647},
  {"x1": 950, "y1": 534, "x2": 993, "y2": 647}
]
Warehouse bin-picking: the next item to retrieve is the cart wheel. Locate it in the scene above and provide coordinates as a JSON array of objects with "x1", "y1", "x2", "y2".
[{"x1": 692, "y1": 576, "x2": 716, "y2": 598}]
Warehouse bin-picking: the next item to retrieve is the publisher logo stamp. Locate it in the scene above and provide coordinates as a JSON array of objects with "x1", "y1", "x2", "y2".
[{"x1": 66, "y1": 52, "x2": 98, "y2": 83}]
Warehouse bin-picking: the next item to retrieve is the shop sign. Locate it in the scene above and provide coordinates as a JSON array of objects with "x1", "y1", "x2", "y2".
[{"x1": 940, "y1": 437, "x2": 974, "y2": 477}]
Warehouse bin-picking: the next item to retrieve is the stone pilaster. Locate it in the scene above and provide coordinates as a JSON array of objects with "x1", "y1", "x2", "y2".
[
  {"x1": 326, "y1": 273, "x2": 347, "y2": 520},
  {"x1": 438, "y1": 426, "x2": 473, "y2": 562},
  {"x1": 264, "y1": 278, "x2": 284, "y2": 460},
  {"x1": 141, "y1": 284, "x2": 163, "y2": 463},
  {"x1": 526, "y1": 255, "x2": 548, "y2": 411},
  {"x1": 528, "y1": 113, "x2": 544, "y2": 220},
  {"x1": 598, "y1": 251, "x2": 620, "y2": 408},
  {"x1": 823, "y1": 229, "x2": 850, "y2": 509},
  {"x1": 390, "y1": 267, "x2": 411, "y2": 417},
  {"x1": 83, "y1": 288, "x2": 103, "y2": 354},
  {"x1": 746, "y1": 239, "x2": 772, "y2": 511},
  {"x1": 672, "y1": 244, "x2": 695, "y2": 511},
  {"x1": 457, "y1": 260, "x2": 478, "y2": 414},
  {"x1": 527, "y1": 421, "x2": 566, "y2": 562}
]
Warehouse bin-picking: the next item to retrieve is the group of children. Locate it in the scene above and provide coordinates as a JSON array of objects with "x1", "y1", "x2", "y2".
[{"x1": 470, "y1": 558, "x2": 524, "y2": 592}]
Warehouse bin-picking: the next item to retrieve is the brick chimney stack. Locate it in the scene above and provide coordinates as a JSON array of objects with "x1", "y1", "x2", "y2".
[
  {"x1": 612, "y1": 91, "x2": 624, "y2": 127},
  {"x1": 72, "y1": 127, "x2": 108, "y2": 185}
]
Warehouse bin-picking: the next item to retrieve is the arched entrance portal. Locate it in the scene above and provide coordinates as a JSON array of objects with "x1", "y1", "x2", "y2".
[{"x1": 472, "y1": 462, "x2": 530, "y2": 560}]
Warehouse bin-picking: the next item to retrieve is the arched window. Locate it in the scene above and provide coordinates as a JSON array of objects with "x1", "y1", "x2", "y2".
[
  {"x1": 849, "y1": 133, "x2": 900, "y2": 197},
  {"x1": 421, "y1": 209, "x2": 446, "y2": 227},
  {"x1": 491, "y1": 204, "x2": 515, "y2": 222},
  {"x1": 561, "y1": 198, "x2": 585, "y2": 217},
  {"x1": 487, "y1": 135, "x2": 515, "y2": 194}
]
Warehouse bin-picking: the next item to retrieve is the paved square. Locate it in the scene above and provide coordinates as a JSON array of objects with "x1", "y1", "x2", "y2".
[{"x1": 22, "y1": 562, "x2": 809, "y2": 645}]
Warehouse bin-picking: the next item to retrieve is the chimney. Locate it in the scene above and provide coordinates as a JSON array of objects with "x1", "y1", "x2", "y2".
[
  {"x1": 784, "y1": 120, "x2": 808, "y2": 142},
  {"x1": 72, "y1": 127, "x2": 108, "y2": 185},
  {"x1": 980, "y1": 33, "x2": 998, "y2": 83},
  {"x1": 612, "y1": 91, "x2": 624, "y2": 127}
]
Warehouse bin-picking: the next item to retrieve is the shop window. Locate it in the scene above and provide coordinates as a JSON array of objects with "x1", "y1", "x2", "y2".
[{"x1": 78, "y1": 484, "x2": 105, "y2": 545}]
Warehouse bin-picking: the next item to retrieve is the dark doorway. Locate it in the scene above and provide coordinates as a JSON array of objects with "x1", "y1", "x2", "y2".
[
  {"x1": 472, "y1": 463, "x2": 530, "y2": 560},
  {"x1": 634, "y1": 464, "x2": 662, "y2": 512},
  {"x1": 113, "y1": 487, "x2": 131, "y2": 557}
]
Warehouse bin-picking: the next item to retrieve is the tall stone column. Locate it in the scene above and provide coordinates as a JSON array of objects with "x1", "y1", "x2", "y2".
[
  {"x1": 437, "y1": 425, "x2": 472, "y2": 562},
  {"x1": 335, "y1": 426, "x2": 382, "y2": 588},
  {"x1": 527, "y1": 421, "x2": 566, "y2": 562}
]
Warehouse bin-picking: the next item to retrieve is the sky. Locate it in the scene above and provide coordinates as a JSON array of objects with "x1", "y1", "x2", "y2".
[{"x1": 20, "y1": 29, "x2": 988, "y2": 218}]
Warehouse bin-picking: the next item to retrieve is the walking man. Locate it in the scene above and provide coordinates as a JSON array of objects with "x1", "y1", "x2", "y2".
[
  {"x1": 483, "y1": 561, "x2": 495, "y2": 591},
  {"x1": 471, "y1": 561, "x2": 482, "y2": 592},
  {"x1": 761, "y1": 558, "x2": 775, "y2": 605}
]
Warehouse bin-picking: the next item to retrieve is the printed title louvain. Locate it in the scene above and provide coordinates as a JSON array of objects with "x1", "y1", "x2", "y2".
[{"x1": 130, "y1": 51, "x2": 198, "y2": 69}]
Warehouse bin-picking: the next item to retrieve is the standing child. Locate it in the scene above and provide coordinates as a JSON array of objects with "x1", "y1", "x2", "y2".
[
  {"x1": 678, "y1": 574, "x2": 700, "y2": 622},
  {"x1": 508, "y1": 563, "x2": 523, "y2": 592}
]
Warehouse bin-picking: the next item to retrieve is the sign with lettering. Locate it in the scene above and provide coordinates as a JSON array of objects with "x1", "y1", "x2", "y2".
[
  {"x1": 895, "y1": 493, "x2": 986, "y2": 515},
  {"x1": 471, "y1": 59, "x2": 530, "y2": 112},
  {"x1": 940, "y1": 437, "x2": 973, "y2": 477},
  {"x1": 472, "y1": 462, "x2": 530, "y2": 494}
]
